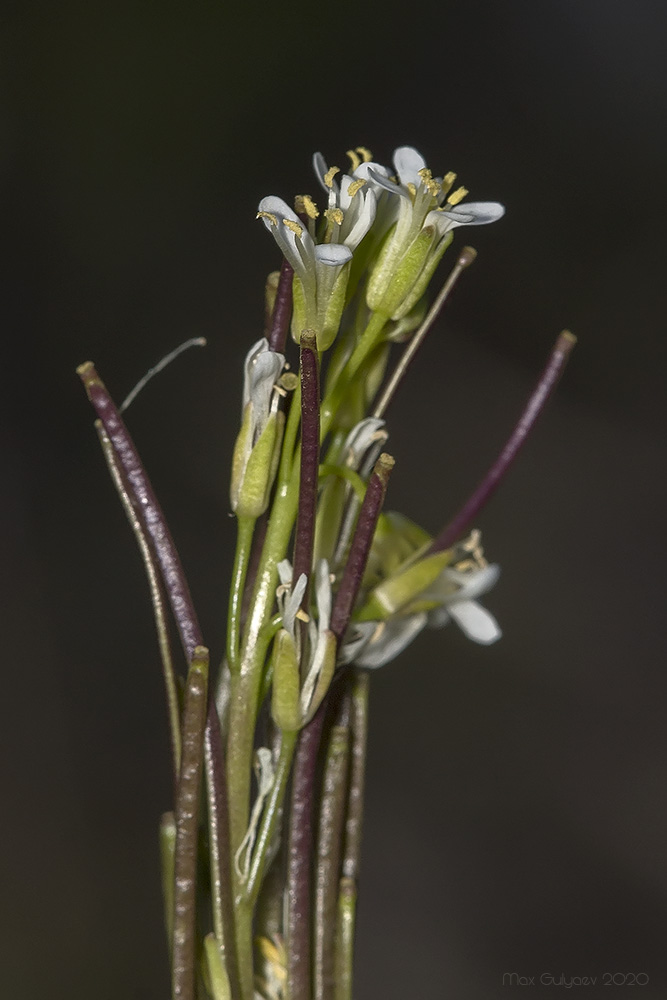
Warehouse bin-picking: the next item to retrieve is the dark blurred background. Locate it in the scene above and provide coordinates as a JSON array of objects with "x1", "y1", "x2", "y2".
[{"x1": 3, "y1": 1, "x2": 667, "y2": 997}]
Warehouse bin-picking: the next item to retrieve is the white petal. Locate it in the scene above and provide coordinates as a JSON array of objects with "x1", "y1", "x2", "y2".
[
  {"x1": 441, "y1": 201, "x2": 505, "y2": 227},
  {"x1": 248, "y1": 350, "x2": 284, "y2": 424},
  {"x1": 446, "y1": 564, "x2": 501, "y2": 602},
  {"x1": 277, "y1": 559, "x2": 293, "y2": 587},
  {"x1": 367, "y1": 166, "x2": 407, "y2": 199},
  {"x1": 342, "y1": 417, "x2": 386, "y2": 467},
  {"x1": 315, "y1": 559, "x2": 332, "y2": 633},
  {"x1": 242, "y1": 338, "x2": 269, "y2": 407},
  {"x1": 354, "y1": 614, "x2": 428, "y2": 669},
  {"x1": 448, "y1": 600, "x2": 502, "y2": 644},
  {"x1": 342, "y1": 189, "x2": 377, "y2": 250},
  {"x1": 393, "y1": 146, "x2": 428, "y2": 187},
  {"x1": 258, "y1": 194, "x2": 300, "y2": 225},
  {"x1": 338, "y1": 622, "x2": 376, "y2": 665},
  {"x1": 312, "y1": 151, "x2": 331, "y2": 193},
  {"x1": 314, "y1": 243, "x2": 353, "y2": 266},
  {"x1": 283, "y1": 572, "x2": 308, "y2": 637}
]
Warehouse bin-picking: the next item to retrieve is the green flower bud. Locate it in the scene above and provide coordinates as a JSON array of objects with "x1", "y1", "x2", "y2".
[
  {"x1": 301, "y1": 630, "x2": 337, "y2": 725},
  {"x1": 358, "y1": 550, "x2": 451, "y2": 622},
  {"x1": 391, "y1": 232, "x2": 453, "y2": 321},
  {"x1": 231, "y1": 410, "x2": 284, "y2": 518},
  {"x1": 374, "y1": 226, "x2": 436, "y2": 319},
  {"x1": 318, "y1": 260, "x2": 351, "y2": 350},
  {"x1": 270, "y1": 629, "x2": 301, "y2": 732}
]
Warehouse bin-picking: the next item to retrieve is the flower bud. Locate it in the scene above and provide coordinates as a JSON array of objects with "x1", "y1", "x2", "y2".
[
  {"x1": 358, "y1": 550, "x2": 451, "y2": 621},
  {"x1": 231, "y1": 409, "x2": 284, "y2": 517},
  {"x1": 270, "y1": 629, "x2": 301, "y2": 732}
]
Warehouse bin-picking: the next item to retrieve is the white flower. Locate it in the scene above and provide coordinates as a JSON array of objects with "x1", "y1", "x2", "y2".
[
  {"x1": 257, "y1": 195, "x2": 352, "y2": 348},
  {"x1": 365, "y1": 146, "x2": 505, "y2": 315},
  {"x1": 341, "y1": 562, "x2": 502, "y2": 669}
]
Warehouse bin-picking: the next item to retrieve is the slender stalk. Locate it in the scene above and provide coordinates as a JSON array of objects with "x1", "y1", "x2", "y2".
[
  {"x1": 95, "y1": 421, "x2": 182, "y2": 777},
  {"x1": 314, "y1": 711, "x2": 351, "y2": 1000},
  {"x1": 204, "y1": 704, "x2": 240, "y2": 1000},
  {"x1": 341, "y1": 670, "x2": 370, "y2": 882},
  {"x1": 333, "y1": 879, "x2": 356, "y2": 1000},
  {"x1": 371, "y1": 246, "x2": 477, "y2": 419},
  {"x1": 320, "y1": 310, "x2": 388, "y2": 440},
  {"x1": 430, "y1": 330, "x2": 577, "y2": 553},
  {"x1": 268, "y1": 258, "x2": 294, "y2": 353},
  {"x1": 173, "y1": 646, "x2": 209, "y2": 1000},
  {"x1": 227, "y1": 515, "x2": 256, "y2": 673}
]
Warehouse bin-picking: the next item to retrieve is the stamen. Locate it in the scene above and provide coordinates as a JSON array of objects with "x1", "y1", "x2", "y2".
[
  {"x1": 406, "y1": 181, "x2": 417, "y2": 199},
  {"x1": 257, "y1": 210, "x2": 278, "y2": 226},
  {"x1": 295, "y1": 194, "x2": 320, "y2": 219},
  {"x1": 372, "y1": 246, "x2": 478, "y2": 419},
  {"x1": 346, "y1": 149, "x2": 361, "y2": 172},
  {"x1": 356, "y1": 146, "x2": 373, "y2": 162},
  {"x1": 441, "y1": 171, "x2": 456, "y2": 197},
  {"x1": 324, "y1": 165, "x2": 340, "y2": 188},
  {"x1": 417, "y1": 167, "x2": 441, "y2": 198},
  {"x1": 446, "y1": 186, "x2": 469, "y2": 206},
  {"x1": 324, "y1": 207, "x2": 344, "y2": 227},
  {"x1": 430, "y1": 330, "x2": 577, "y2": 554},
  {"x1": 346, "y1": 178, "x2": 366, "y2": 199},
  {"x1": 283, "y1": 219, "x2": 304, "y2": 238}
]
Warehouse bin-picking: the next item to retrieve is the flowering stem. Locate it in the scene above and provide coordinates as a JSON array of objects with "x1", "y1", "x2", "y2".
[
  {"x1": 333, "y1": 879, "x2": 356, "y2": 1000},
  {"x1": 172, "y1": 646, "x2": 209, "y2": 1000},
  {"x1": 371, "y1": 246, "x2": 477, "y2": 419},
  {"x1": 227, "y1": 515, "x2": 256, "y2": 674},
  {"x1": 268, "y1": 258, "x2": 294, "y2": 353},
  {"x1": 430, "y1": 330, "x2": 577, "y2": 553}
]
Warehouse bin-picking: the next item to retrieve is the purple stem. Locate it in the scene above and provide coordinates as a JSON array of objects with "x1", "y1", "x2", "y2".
[
  {"x1": 430, "y1": 330, "x2": 576, "y2": 554},
  {"x1": 268, "y1": 258, "x2": 294, "y2": 354},
  {"x1": 330, "y1": 454, "x2": 394, "y2": 641},
  {"x1": 293, "y1": 332, "x2": 320, "y2": 601},
  {"x1": 78, "y1": 362, "x2": 203, "y2": 660}
]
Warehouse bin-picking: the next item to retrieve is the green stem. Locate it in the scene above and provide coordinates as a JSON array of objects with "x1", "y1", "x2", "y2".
[
  {"x1": 227, "y1": 515, "x2": 256, "y2": 674},
  {"x1": 320, "y1": 311, "x2": 388, "y2": 439},
  {"x1": 333, "y1": 879, "x2": 356, "y2": 1000}
]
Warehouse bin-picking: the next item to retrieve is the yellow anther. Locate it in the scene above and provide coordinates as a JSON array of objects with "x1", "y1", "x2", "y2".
[
  {"x1": 324, "y1": 165, "x2": 340, "y2": 188},
  {"x1": 257, "y1": 211, "x2": 278, "y2": 226},
  {"x1": 283, "y1": 218, "x2": 304, "y2": 237},
  {"x1": 324, "y1": 207, "x2": 344, "y2": 227},
  {"x1": 346, "y1": 178, "x2": 366, "y2": 198},
  {"x1": 295, "y1": 194, "x2": 320, "y2": 219},
  {"x1": 418, "y1": 168, "x2": 441, "y2": 198},
  {"x1": 257, "y1": 937, "x2": 282, "y2": 965},
  {"x1": 406, "y1": 181, "x2": 417, "y2": 199},
  {"x1": 295, "y1": 608, "x2": 310, "y2": 623},
  {"x1": 440, "y1": 171, "x2": 457, "y2": 197},
  {"x1": 446, "y1": 186, "x2": 469, "y2": 206},
  {"x1": 278, "y1": 372, "x2": 299, "y2": 392},
  {"x1": 356, "y1": 145, "x2": 373, "y2": 162},
  {"x1": 346, "y1": 149, "x2": 361, "y2": 172}
]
